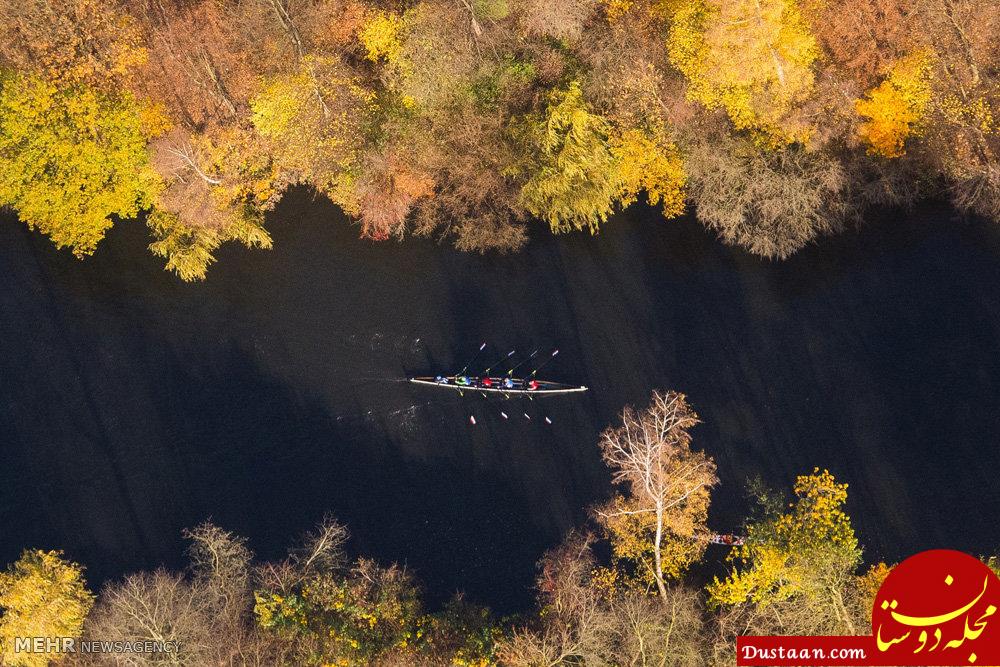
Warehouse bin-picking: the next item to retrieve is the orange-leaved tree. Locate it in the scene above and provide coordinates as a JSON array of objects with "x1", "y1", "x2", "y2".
[{"x1": 856, "y1": 50, "x2": 934, "y2": 158}]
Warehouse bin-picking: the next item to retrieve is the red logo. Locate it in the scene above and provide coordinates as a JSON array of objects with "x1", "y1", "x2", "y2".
[
  {"x1": 737, "y1": 550, "x2": 1000, "y2": 666},
  {"x1": 873, "y1": 549, "x2": 1000, "y2": 665}
]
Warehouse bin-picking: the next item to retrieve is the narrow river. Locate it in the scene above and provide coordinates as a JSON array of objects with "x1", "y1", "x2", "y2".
[{"x1": 2, "y1": 191, "x2": 998, "y2": 612}]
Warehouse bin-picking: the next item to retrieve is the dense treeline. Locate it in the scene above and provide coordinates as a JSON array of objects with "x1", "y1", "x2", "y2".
[
  {"x1": 4, "y1": 390, "x2": 997, "y2": 665},
  {"x1": 0, "y1": 0, "x2": 996, "y2": 279}
]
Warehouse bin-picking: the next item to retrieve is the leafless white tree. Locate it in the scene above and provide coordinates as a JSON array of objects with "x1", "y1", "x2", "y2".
[
  {"x1": 78, "y1": 570, "x2": 217, "y2": 666},
  {"x1": 184, "y1": 522, "x2": 252, "y2": 621},
  {"x1": 597, "y1": 391, "x2": 718, "y2": 602}
]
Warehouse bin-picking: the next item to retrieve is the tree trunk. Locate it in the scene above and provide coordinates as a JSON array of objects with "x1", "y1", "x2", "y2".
[
  {"x1": 752, "y1": 0, "x2": 787, "y2": 86},
  {"x1": 939, "y1": 0, "x2": 980, "y2": 87},
  {"x1": 653, "y1": 502, "x2": 669, "y2": 603}
]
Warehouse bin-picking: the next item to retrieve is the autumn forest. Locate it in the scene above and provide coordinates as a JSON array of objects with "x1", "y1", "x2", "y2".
[
  {"x1": 10, "y1": 390, "x2": 996, "y2": 666},
  {"x1": 0, "y1": 0, "x2": 997, "y2": 281},
  {"x1": 2, "y1": 0, "x2": 1000, "y2": 664}
]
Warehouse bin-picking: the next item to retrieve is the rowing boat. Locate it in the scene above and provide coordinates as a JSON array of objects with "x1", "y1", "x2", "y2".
[
  {"x1": 410, "y1": 376, "x2": 587, "y2": 395},
  {"x1": 410, "y1": 376, "x2": 588, "y2": 395}
]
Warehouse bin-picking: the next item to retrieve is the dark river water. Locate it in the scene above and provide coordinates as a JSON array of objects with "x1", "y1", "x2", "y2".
[{"x1": 2, "y1": 192, "x2": 999, "y2": 612}]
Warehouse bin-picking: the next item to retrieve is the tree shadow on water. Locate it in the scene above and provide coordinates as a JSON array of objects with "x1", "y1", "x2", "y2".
[{"x1": 128, "y1": 341, "x2": 549, "y2": 613}]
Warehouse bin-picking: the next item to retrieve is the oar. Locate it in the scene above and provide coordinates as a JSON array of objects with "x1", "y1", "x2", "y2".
[
  {"x1": 483, "y1": 349, "x2": 516, "y2": 375},
  {"x1": 459, "y1": 342, "x2": 487, "y2": 376},
  {"x1": 530, "y1": 349, "x2": 560, "y2": 377},
  {"x1": 506, "y1": 349, "x2": 539, "y2": 377}
]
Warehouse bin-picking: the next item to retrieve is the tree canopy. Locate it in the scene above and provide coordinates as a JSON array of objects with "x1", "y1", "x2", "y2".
[
  {"x1": 0, "y1": 74, "x2": 160, "y2": 256},
  {"x1": 596, "y1": 390, "x2": 718, "y2": 599},
  {"x1": 668, "y1": 0, "x2": 820, "y2": 143},
  {"x1": 0, "y1": 550, "x2": 94, "y2": 667},
  {"x1": 0, "y1": 0, "x2": 996, "y2": 277},
  {"x1": 708, "y1": 469, "x2": 861, "y2": 609},
  {"x1": 2, "y1": 392, "x2": 983, "y2": 665},
  {"x1": 517, "y1": 82, "x2": 622, "y2": 234}
]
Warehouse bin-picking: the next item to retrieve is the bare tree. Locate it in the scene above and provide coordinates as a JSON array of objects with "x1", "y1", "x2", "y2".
[
  {"x1": 497, "y1": 533, "x2": 612, "y2": 666},
  {"x1": 596, "y1": 391, "x2": 718, "y2": 603},
  {"x1": 608, "y1": 587, "x2": 706, "y2": 667},
  {"x1": 497, "y1": 533, "x2": 707, "y2": 666},
  {"x1": 288, "y1": 513, "x2": 349, "y2": 575},
  {"x1": 254, "y1": 514, "x2": 350, "y2": 609},
  {"x1": 184, "y1": 522, "x2": 253, "y2": 621},
  {"x1": 685, "y1": 135, "x2": 849, "y2": 259},
  {"x1": 78, "y1": 570, "x2": 219, "y2": 666},
  {"x1": 70, "y1": 523, "x2": 285, "y2": 667}
]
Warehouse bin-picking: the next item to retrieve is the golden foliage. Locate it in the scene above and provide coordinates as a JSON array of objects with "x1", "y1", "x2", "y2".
[
  {"x1": 601, "y1": 496, "x2": 708, "y2": 586},
  {"x1": 253, "y1": 74, "x2": 315, "y2": 139},
  {"x1": 359, "y1": 11, "x2": 405, "y2": 64},
  {"x1": 194, "y1": 127, "x2": 280, "y2": 213},
  {"x1": 856, "y1": 50, "x2": 934, "y2": 157},
  {"x1": 611, "y1": 128, "x2": 687, "y2": 217},
  {"x1": 517, "y1": 82, "x2": 620, "y2": 234},
  {"x1": 707, "y1": 468, "x2": 861, "y2": 608},
  {"x1": 939, "y1": 94, "x2": 995, "y2": 136},
  {"x1": 668, "y1": 0, "x2": 819, "y2": 144},
  {"x1": 254, "y1": 560, "x2": 426, "y2": 664},
  {"x1": 0, "y1": 73, "x2": 160, "y2": 257},
  {"x1": 148, "y1": 208, "x2": 271, "y2": 282},
  {"x1": 3, "y1": 0, "x2": 998, "y2": 273},
  {"x1": 601, "y1": 0, "x2": 634, "y2": 22},
  {"x1": 0, "y1": 550, "x2": 94, "y2": 667},
  {"x1": 596, "y1": 391, "x2": 717, "y2": 599}
]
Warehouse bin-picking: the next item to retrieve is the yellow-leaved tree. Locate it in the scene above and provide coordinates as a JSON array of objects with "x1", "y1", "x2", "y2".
[
  {"x1": 0, "y1": 73, "x2": 162, "y2": 256},
  {"x1": 708, "y1": 469, "x2": 861, "y2": 627},
  {"x1": 516, "y1": 82, "x2": 622, "y2": 234},
  {"x1": 252, "y1": 56, "x2": 374, "y2": 204},
  {"x1": 0, "y1": 550, "x2": 94, "y2": 667},
  {"x1": 611, "y1": 127, "x2": 687, "y2": 218},
  {"x1": 667, "y1": 0, "x2": 819, "y2": 144},
  {"x1": 359, "y1": 10, "x2": 405, "y2": 64},
  {"x1": 147, "y1": 125, "x2": 276, "y2": 281},
  {"x1": 252, "y1": 518, "x2": 436, "y2": 665},
  {"x1": 856, "y1": 50, "x2": 934, "y2": 158}
]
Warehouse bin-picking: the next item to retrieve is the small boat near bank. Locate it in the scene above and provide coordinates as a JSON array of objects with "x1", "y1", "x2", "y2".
[{"x1": 410, "y1": 375, "x2": 588, "y2": 396}]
